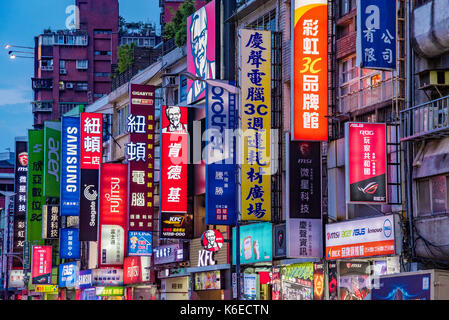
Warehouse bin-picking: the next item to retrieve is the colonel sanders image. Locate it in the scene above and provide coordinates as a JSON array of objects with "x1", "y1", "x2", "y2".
[
  {"x1": 162, "y1": 106, "x2": 188, "y2": 133},
  {"x1": 187, "y1": 5, "x2": 215, "y2": 104},
  {"x1": 203, "y1": 230, "x2": 222, "y2": 251}
]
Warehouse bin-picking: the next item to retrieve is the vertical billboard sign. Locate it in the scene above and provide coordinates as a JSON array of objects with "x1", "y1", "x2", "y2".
[
  {"x1": 13, "y1": 140, "x2": 27, "y2": 254},
  {"x1": 127, "y1": 84, "x2": 155, "y2": 231},
  {"x1": 287, "y1": 139, "x2": 322, "y2": 258},
  {"x1": 292, "y1": 0, "x2": 328, "y2": 141},
  {"x1": 61, "y1": 116, "x2": 80, "y2": 216},
  {"x1": 31, "y1": 245, "x2": 52, "y2": 284},
  {"x1": 205, "y1": 82, "x2": 236, "y2": 225},
  {"x1": 345, "y1": 122, "x2": 387, "y2": 203},
  {"x1": 27, "y1": 130, "x2": 45, "y2": 244},
  {"x1": 58, "y1": 262, "x2": 77, "y2": 288},
  {"x1": 79, "y1": 112, "x2": 102, "y2": 241},
  {"x1": 186, "y1": 0, "x2": 216, "y2": 104},
  {"x1": 42, "y1": 205, "x2": 60, "y2": 239},
  {"x1": 240, "y1": 28, "x2": 272, "y2": 222},
  {"x1": 60, "y1": 228, "x2": 81, "y2": 259},
  {"x1": 160, "y1": 105, "x2": 192, "y2": 239},
  {"x1": 43, "y1": 121, "x2": 61, "y2": 198},
  {"x1": 98, "y1": 163, "x2": 128, "y2": 267},
  {"x1": 356, "y1": 0, "x2": 396, "y2": 70}
]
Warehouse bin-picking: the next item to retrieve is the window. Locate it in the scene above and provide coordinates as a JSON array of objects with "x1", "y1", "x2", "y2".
[
  {"x1": 247, "y1": 9, "x2": 277, "y2": 31},
  {"x1": 94, "y1": 72, "x2": 111, "y2": 77},
  {"x1": 40, "y1": 59, "x2": 53, "y2": 71},
  {"x1": 40, "y1": 35, "x2": 54, "y2": 46},
  {"x1": 76, "y1": 60, "x2": 88, "y2": 69},
  {"x1": 117, "y1": 105, "x2": 129, "y2": 136},
  {"x1": 94, "y1": 51, "x2": 112, "y2": 56},
  {"x1": 417, "y1": 175, "x2": 449, "y2": 216},
  {"x1": 76, "y1": 82, "x2": 88, "y2": 91},
  {"x1": 60, "y1": 60, "x2": 66, "y2": 69},
  {"x1": 94, "y1": 30, "x2": 112, "y2": 35},
  {"x1": 339, "y1": 56, "x2": 357, "y2": 84},
  {"x1": 339, "y1": 0, "x2": 356, "y2": 17}
]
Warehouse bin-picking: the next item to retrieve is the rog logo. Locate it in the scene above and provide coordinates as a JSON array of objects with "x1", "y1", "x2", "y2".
[{"x1": 358, "y1": 182, "x2": 378, "y2": 194}]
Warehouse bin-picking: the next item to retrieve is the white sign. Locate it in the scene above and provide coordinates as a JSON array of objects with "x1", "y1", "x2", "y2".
[{"x1": 100, "y1": 225, "x2": 125, "y2": 265}]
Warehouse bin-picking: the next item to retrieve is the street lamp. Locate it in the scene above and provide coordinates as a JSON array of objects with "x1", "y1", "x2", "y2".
[{"x1": 4, "y1": 44, "x2": 34, "y2": 50}]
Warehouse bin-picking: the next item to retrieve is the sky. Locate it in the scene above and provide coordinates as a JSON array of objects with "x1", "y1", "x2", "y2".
[{"x1": 0, "y1": 0, "x2": 161, "y2": 153}]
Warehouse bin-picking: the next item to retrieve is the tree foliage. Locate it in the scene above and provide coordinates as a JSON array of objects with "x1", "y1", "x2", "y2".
[
  {"x1": 117, "y1": 43, "x2": 135, "y2": 74},
  {"x1": 163, "y1": 0, "x2": 196, "y2": 47}
]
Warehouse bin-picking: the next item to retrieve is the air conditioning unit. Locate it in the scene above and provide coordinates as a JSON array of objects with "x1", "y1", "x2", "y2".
[
  {"x1": 66, "y1": 82, "x2": 74, "y2": 89},
  {"x1": 162, "y1": 75, "x2": 178, "y2": 88},
  {"x1": 418, "y1": 70, "x2": 449, "y2": 90}
]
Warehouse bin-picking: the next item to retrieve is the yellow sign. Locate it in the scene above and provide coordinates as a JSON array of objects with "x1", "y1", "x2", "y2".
[
  {"x1": 240, "y1": 29, "x2": 271, "y2": 221},
  {"x1": 35, "y1": 285, "x2": 59, "y2": 293}
]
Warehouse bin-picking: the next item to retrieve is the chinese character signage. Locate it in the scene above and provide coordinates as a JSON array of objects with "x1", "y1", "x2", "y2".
[
  {"x1": 287, "y1": 139, "x2": 322, "y2": 258},
  {"x1": 42, "y1": 205, "x2": 60, "y2": 239},
  {"x1": 77, "y1": 270, "x2": 93, "y2": 290},
  {"x1": 80, "y1": 112, "x2": 103, "y2": 169},
  {"x1": 205, "y1": 83, "x2": 236, "y2": 225},
  {"x1": 356, "y1": 0, "x2": 396, "y2": 70},
  {"x1": 232, "y1": 222, "x2": 273, "y2": 265},
  {"x1": 98, "y1": 163, "x2": 128, "y2": 267},
  {"x1": 127, "y1": 231, "x2": 152, "y2": 256},
  {"x1": 123, "y1": 256, "x2": 142, "y2": 285},
  {"x1": 43, "y1": 121, "x2": 61, "y2": 198},
  {"x1": 92, "y1": 268, "x2": 123, "y2": 286},
  {"x1": 153, "y1": 244, "x2": 186, "y2": 265},
  {"x1": 345, "y1": 122, "x2": 387, "y2": 203},
  {"x1": 325, "y1": 215, "x2": 395, "y2": 260},
  {"x1": 58, "y1": 262, "x2": 77, "y2": 288},
  {"x1": 79, "y1": 169, "x2": 99, "y2": 241},
  {"x1": 281, "y1": 263, "x2": 314, "y2": 300},
  {"x1": 26, "y1": 130, "x2": 45, "y2": 244},
  {"x1": 60, "y1": 228, "x2": 81, "y2": 259},
  {"x1": 13, "y1": 139, "x2": 27, "y2": 254},
  {"x1": 61, "y1": 116, "x2": 80, "y2": 216},
  {"x1": 31, "y1": 245, "x2": 52, "y2": 284},
  {"x1": 95, "y1": 286, "x2": 124, "y2": 297},
  {"x1": 127, "y1": 84, "x2": 155, "y2": 231},
  {"x1": 186, "y1": 0, "x2": 216, "y2": 104},
  {"x1": 240, "y1": 28, "x2": 271, "y2": 222},
  {"x1": 161, "y1": 105, "x2": 192, "y2": 239},
  {"x1": 292, "y1": 0, "x2": 328, "y2": 141}
]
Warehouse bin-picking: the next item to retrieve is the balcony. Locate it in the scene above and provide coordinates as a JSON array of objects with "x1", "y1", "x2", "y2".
[
  {"x1": 32, "y1": 78, "x2": 53, "y2": 91},
  {"x1": 31, "y1": 101, "x2": 53, "y2": 113},
  {"x1": 401, "y1": 95, "x2": 449, "y2": 141},
  {"x1": 338, "y1": 78, "x2": 393, "y2": 114}
]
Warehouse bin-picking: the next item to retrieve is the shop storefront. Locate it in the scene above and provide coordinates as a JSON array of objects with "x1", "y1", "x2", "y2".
[
  {"x1": 325, "y1": 214, "x2": 401, "y2": 300},
  {"x1": 186, "y1": 232, "x2": 231, "y2": 300},
  {"x1": 153, "y1": 243, "x2": 189, "y2": 300},
  {"x1": 232, "y1": 222, "x2": 273, "y2": 300}
]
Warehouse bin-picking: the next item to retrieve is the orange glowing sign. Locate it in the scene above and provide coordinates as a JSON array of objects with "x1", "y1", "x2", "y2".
[{"x1": 292, "y1": 0, "x2": 328, "y2": 141}]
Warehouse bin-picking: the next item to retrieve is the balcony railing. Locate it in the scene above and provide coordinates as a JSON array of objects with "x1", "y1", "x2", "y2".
[
  {"x1": 401, "y1": 95, "x2": 449, "y2": 141},
  {"x1": 338, "y1": 78, "x2": 393, "y2": 114},
  {"x1": 31, "y1": 101, "x2": 53, "y2": 113}
]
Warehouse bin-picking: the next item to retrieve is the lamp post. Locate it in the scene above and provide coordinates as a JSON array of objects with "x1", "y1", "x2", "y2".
[{"x1": 5, "y1": 44, "x2": 34, "y2": 50}]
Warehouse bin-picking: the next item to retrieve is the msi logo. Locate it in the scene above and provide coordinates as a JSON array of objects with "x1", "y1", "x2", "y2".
[
  {"x1": 358, "y1": 182, "x2": 378, "y2": 194},
  {"x1": 18, "y1": 152, "x2": 28, "y2": 166}
]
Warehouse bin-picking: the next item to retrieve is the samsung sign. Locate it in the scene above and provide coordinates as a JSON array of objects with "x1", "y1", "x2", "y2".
[
  {"x1": 61, "y1": 117, "x2": 81, "y2": 216},
  {"x1": 325, "y1": 215, "x2": 395, "y2": 260}
]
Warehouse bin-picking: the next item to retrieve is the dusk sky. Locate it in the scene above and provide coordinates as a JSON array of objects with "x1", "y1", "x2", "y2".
[{"x1": 0, "y1": 0, "x2": 161, "y2": 153}]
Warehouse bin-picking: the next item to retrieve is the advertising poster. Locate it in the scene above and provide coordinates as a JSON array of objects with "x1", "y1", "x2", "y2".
[
  {"x1": 243, "y1": 274, "x2": 257, "y2": 300},
  {"x1": 240, "y1": 28, "x2": 272, "y2": 222},
  {"x1": 61, "y1": 116, "x2": 80, "y2": 216},
  {"x1": 313, "y1": 263, "x2": 325, "y2": 300},
  {"x1": 60, "y1": 228, "x2": 81, "y2": 259},
  {"x1": 123, "y1": 256, "x2": 142, "y2": 285},
  {"x1": 26, "y1": 130, "x2": 45, "y2": 244},
  {"x1": 292, "y1": 0, "x2": 328, "y2": 141},
  {"x1": 232, "y1": 222, "x2": 272, "y2": 265},
  {"x1": 325, "y1": 215, "x2": 395, "y2": 260},
  {"x1": 92, "y1": 269, "x2": 123, "y2": 286},
  {"x1": 273, "y1": 224, "x2": 286, "y2": 259},
  {"x1": 59, "y1": 262, "x2": 77, "y2": 288},
  {"x1": 42, "y1": 205, "x2": 60, "y2": 239},
  {"x1": 43, "y1": 121, "x2": 61, "y2": 198},
  {"x1": 98, "y1": 163, "x2": 128, "y2": 267},
  {"x1": 140, "y1": 256, "x2": 154, "y2": 283},
  {"x1": 161, "y1": 105, "x2": 191, "y2": 239},
  {"x1": 77, "y1": 270, "x2": 93, "y2": 290},
  {"x1": 356, "y1": 0, "x2": 396, "y2": 70},
  {"x1": 13, "y1": 139, "x2": 27, "y2": 255},
  {"x1": 194, "y1": 271, "x2": 221, "y2": 290},
  {"x1": 186, "y1": 0, "x2": 216, "y2": 104},
  {"x1": 153, "y1": 243, "x2": 186, "y2": 265},
  {"x1": 31, "y1": 245, "x2": 52, "y2": 285},
  {"x1": 9, "y1": 270, "x2": 26, "y2": 288},
  {"x1": 128, "y1": 231, "x2": 153, "y2": 256},
  {"x1": 281, "y1": 263, "x2": 314, "y2": 300},
  {"x1": 328, "y1": 261, "x2": 339, "y2": 300},
  {"x1": 345, "y1": 122, "x2": 387, "y2": 203},
  {"x1": 287, "y1": 139, "x2": 322, "y2": 258},
  {"x1": 338, "y1": 261, "x2": 371, "y2": 300},
  {"x1": 271, "y1": 266, "x2": 281, "y2": 300},
  {"x1": 371, "y1": 273, "x2": 432, "y2": 300},
  {"x1": 205, "y1": 82, "x2": 236, "y2": 225},
  {"x1": 79, "y1": 169, "x2": 99, "y2": 241},
  {"x1": 96, "y1": 286, "x2": 125, "y2": 297},
  {"x1": 127, "y1": 83, "x2": 155, "y2": 231}
]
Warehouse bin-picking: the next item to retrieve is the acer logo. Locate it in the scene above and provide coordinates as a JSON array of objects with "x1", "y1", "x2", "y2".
[{"x1": 47, "y1": 137, "x2": 60, "y2": 182}]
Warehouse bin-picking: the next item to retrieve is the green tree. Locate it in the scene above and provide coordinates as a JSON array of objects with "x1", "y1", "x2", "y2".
[
  {"x1": 117, "y1": 43, "x2": 135, "y2": 74},
  {"x1": 163, "y1": 0, "x2": 196, "y2": 47}
]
